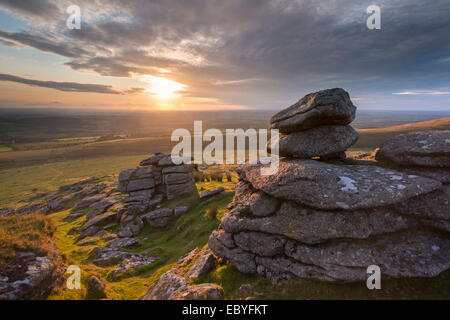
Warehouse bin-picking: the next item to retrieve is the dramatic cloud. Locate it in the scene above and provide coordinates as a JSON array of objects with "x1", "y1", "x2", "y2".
[
  {"x1": 0, "y1": 0, "x2": 61, "y2": 22},
  {"x1": 0, "y1": 73, "x2": 122, "y2": 94},
  {"x1": 0, "y1": 30, "x2": 90, "y2": 58},
  {"x1": 393, "y1": 91, "x2": 450, "y2": 95},
  {"x1": 0, "y1": 0, "x2": 449, "y2": 109}
]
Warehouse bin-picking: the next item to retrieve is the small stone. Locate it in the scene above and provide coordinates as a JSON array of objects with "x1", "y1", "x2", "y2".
[
  {"x1": 86, "y1": 276, "x2": 107, "y2": 300},
  {"x1": 174, "y1": 206, "x2": 189, "y2": 217}
]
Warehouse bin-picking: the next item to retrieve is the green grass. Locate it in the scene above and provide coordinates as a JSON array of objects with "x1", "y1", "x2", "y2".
[
  {"x1": 193, "y1": 264, "x2": 268, "y2": 299},
  {"x1": 354, "y1": 117, "x2": 450, "y2": 148},
  {"x1": 46, "y1": 178, "x2": 235, "y2": 300},
  {"x1": 0, "y1": 155, "x2": 148, "y2": 207},
  {"x1": 0, "y1": 145, "x2": 12, "y2": 152}
]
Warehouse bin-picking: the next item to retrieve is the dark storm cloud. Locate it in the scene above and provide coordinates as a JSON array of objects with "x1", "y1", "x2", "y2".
[
  {"x1": 0, "y1": 0, "x2": 61, "y2": 21},
  {"x1": 0, "y1": 0, "x2": 449, "y2": 108},
  {"x1": 0, "y1": 30, "x2": 89, "y2": 58},
  {"x1": 0, "y1": 73, "x2": 122, "y2": 94}
]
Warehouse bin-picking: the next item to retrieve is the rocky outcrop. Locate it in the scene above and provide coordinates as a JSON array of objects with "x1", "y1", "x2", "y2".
[
  {"x1": 118, "y1": 211, "x2": 144, "y2": 238},
  {"x1": 376, "y1": 131, "x2": 450, "y2": 168},
  {"x1": 110, "y1": 254, "x2": 159, "y2": 278},
  {"x1": 0, "y1": 207, "x2": 15, "y2": 217},
  {"x1": 270, "y1": 88, "x2": 356, "y2": 134},
  {"x1": 86, "y1": 276, "x2": 107, "y2": 300},
  {"x1": 185, "y1": 250, "x2": 217, "y2": 280},
  {"x1": 0, "y1": 250, "x2": 64, "y2": 300},
  {"x1": 269, "y1": 88, "x2": 358, "y2": 160},
  {"x1": 116, "y1": 153, "x2": 196, "y2": 237},
  {"x1": 274, "y1": 125, "x2": 359, "y2": 158},
  {"x1": 91, "y1": 247, "x2": 133, "y2": 267},
  {"x1": 209, "y1": 159, "x2": 450, "y2": 282},
  {"x1": 108, "y1": 237, "x2": 140, "y2": 249},
  {"x1": 168, "y1": 283, "x2": 223, "y2": 300},
  {"x1": 143, "y1": 208, "x2": 173, "y2": 228},
  {"x1": 209, "y1": 96, "x2": 450, "y2": 283},
  {"x1": 141, "y1": 248, "x2": 221, "y2": 300},
  {"x1": 200, "y1": 187, "x2": 225, "y2": 200},
  {"x1": 240, "y1": 160, "x2": 441, "y2": 210},
  {"x1": 119, "y1": 153, "x2": 196, "y2": 203},
  {"x1": 376, "y1": 131, "x2": 450, "y2": 184}
]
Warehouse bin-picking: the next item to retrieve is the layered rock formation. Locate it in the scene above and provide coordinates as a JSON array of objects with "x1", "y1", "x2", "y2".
[
  {"x1": 119, "y1": 153, "x2": 196, "y2": 206},
  {"x1": 209, "y1": 159, "x2": 450, "y2": 282},
  {"x1": 376, "y1": 130, "x2": 450, "y2": 184},
  {"x1": 269, "y1": 88, "x2": 358, "y2": 159},
  {"x1": 0, "y1": 249, "x2": 64, "y2": 300},
  {"x1": 117, "y1": 153, "x2": 197, "y2": 237},
  {"x1": 209, "y1": 89, "x2": 450, "y2": 283}
]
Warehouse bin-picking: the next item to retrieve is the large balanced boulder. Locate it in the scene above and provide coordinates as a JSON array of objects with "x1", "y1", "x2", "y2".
[
  {"x1": 270, "y1": 125, "x2": 359, "y2": 158},
  {"x1": 268, "y1": 88, "x2": 358, "y2": 160},
  {"x1": 376, "y1": 131, "x2": 450, "y2": 168},
  {"x1": 270, "y1": 88, "x2": 356, "y2": 133}
]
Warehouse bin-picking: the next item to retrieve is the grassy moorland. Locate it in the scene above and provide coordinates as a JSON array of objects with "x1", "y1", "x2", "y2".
[
  {"x1": 0, "y1": 155, "x2": 146, "y2": 207},
  {"x1": 352, "y1": 117, "x2": 450, "y2": 149},
  {"x1": 47, "y1": 178, "x2": 235, "y2": 300},
  {"x1": 0, "y1": 214, "x2": 56, "y2": 267}
]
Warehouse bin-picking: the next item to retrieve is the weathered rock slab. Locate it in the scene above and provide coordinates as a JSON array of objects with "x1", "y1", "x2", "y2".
[
  {"x1": 270, "y1": 125, "x2": 358, "y2": 158},
  {"x1": 376, "y1": 130, "x2": 450, "y2": 167},
  {"x1": 200, "y1": 187, "x2": 225, "y2": 200},
  {"x1": 168, "y1": 283, "x2": 223, "y2": 300},
  {"x1": 110, "y1": 255, "x2": 159, "y2": 277},
  {"x1": 241, "y1": 159, "x2": 442, "y2": 210},
  {"x1": 185, "y1": 250, "x2": 217, "y2": 280},
  {"x1": 270, "y1": 88, "x2": 356, "y2": 133}
]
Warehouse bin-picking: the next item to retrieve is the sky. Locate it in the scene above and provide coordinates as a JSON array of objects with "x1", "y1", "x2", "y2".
[{"x1": 0, "y1": 0, "x2": 449, "y2": 111}]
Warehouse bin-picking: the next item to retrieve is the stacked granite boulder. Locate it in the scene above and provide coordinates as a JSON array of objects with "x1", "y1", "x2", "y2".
[
  {"x1": 269, "y1": 88, "x2": 359, "y2": 160},
  {"x1": 375, "y1": 130, "x2": 450, "y2": 185},
  {"x1": 119, "y1": 153, "x2": 196, "y2": 207},
  {"x1": 208, "y1": 90, "x2": 450, "y2": 283},
  {"x1": 117, "y1": 153, "x2": 197, "y2": 237}
]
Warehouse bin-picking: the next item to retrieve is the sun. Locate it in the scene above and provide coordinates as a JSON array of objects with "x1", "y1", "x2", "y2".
[{"x1": 142, "y1": 76, "x2": 187, "y2": 100}]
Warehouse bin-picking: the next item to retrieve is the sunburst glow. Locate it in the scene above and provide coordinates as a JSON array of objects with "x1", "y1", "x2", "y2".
[{"x1": 143, "y1": 76, "x2": 187, "y2": 100}]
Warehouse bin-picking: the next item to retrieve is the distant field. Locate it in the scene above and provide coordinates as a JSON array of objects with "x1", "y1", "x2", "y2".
[
  {"x1": 0, "y1": 145, "x2": 12, "y2": 152},
  {"x1": 352, "y1": 117, "x2": 450, "y2": 149},
  {"x1": 1, "y1": 117, "x2": 448, "y2": 170},
  {"x1": 0, "y1": 155, "x2": 147, "y2": 207},
  {"x1": 0, "y1": 136, "x2": 173, "y2": 170},
  {"x1": 0, "y1": 116, "x2": 449, "y2": 207}
]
